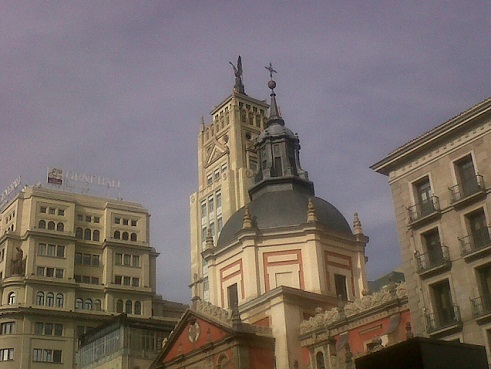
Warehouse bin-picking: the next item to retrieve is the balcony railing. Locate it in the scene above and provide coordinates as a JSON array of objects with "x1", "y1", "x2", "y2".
[
  {"x1": 449, "y1": 174, "x2": 485, "y2": 203},
  {"x1": 415, "y1": 245, "x2": 450, "y2": 274},
  {"x1": 425, "y1": 305, "x2": 461, "y2": 333},
  {"x1": 407, "y1": 196, "x2": 440, "y2": 223},
  {"x1": 459, "y1": 227, "x2": 491, "y2": 256},
  {"x1": 470, "y1": 293, "x2": 491, "y2": 317}
]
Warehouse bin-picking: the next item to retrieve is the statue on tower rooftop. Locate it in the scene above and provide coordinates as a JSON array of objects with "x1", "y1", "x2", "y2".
[{"x1": 229, "y1": 55, "x2": 245, "y2": 94}]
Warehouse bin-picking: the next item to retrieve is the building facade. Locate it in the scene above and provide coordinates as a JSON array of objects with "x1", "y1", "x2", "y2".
[
  {"x1": 189, "y1": 57, "x2": 269, "y2": 302},
  {"x1": 0, "y1": 185, "x2": 185, "y2": 368},
  {"x1": 371, "y1": 98, "x2": 491, "y2": 356}
]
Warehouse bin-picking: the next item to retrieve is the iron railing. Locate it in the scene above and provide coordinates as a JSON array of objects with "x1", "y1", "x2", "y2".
[
  {"x1": 407, "y1": 196, "x2": 440, "y2": 222},
  {"x1": 470, "y1": 294, "x2": 491, "y2": 317},
  {"x1": 449, "y1": 174, "x2": 485, "y2": 202},
  {"x1": 459, "y1": 227, "x2": 491, "y2": 255},
  {"x1": 425, "y1": 305, "x2": 461, "y2": 333},
  {"x1": 415, "y1": 245, "x2": 450, "y2": 273}
]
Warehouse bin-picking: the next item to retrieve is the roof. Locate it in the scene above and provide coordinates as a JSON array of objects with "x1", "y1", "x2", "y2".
[
  {"x1": 371, "y1": 97, "x2": 491, "y2": 175},
  {"x1": 217, "y1": 189, "x2": 352, "y2": 247}
]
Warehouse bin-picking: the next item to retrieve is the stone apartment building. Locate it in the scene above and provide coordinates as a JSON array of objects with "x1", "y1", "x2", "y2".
[
  {"x1": 0, "y1": 185, "x2": 184, "y2": 368},
  {"x1": 372, "y1": 98, "x2": 491, "y2": 357}
]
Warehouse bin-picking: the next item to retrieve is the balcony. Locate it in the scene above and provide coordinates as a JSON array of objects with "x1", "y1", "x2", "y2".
[
  {"x1": 415, "y1": 246, "x2": 451, "y2": 278},
  {"x1": 449, "y1": 175, "x2": 485, "y2": 207},
  {"x1": 425, "y1": 305, "x2": 462, "y2": 335},
  {"x1": 470, "y1": 294, "x2": 491, "y2": 322},
  {"x1": 459, "y1": 228, "x2": 491, "y2": 260},
  {"x1": 407, "y1": 196, "x2": 440, "y2": 227}
]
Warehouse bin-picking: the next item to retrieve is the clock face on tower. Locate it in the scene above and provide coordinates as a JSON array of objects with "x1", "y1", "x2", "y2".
[{"x1": 188, "y1": 322, "x2": 201, "y2": 343}]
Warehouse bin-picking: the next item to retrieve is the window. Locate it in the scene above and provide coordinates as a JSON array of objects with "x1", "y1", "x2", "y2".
[
  {"x1": 125, "y1": 300, "x2": 132, "y2": 314},
  {"x1": 316, "y1": 352, "x2": 326, "y2": 369},
  {"x1": 40, "y1": 206, "x2": 47, "y2": 213},
  {"x1": 8, "y1": 292, "x2": 15, "y2": 305},
  {"x1": 76, "y1": 227, "x2": 83, "y2": 239},
  {"x1": 216, "y1": 192, "x2": 222, "y2": 209},
  {"x1": 334, "y1": 274, "x2": 348, "y2": 301},
  {"x1": 114, "y1": 231, "x2": 120, "y2": 239},
  {"x1": 84, "y1": 228, "x2": 91, "y2": 240},
  {"x1": 214, "y1": 169, "x2": 220, "y2": 182},
  {"x1": 47, "y1": 244, "x2": 56, "y2": 256},
  {"x1": 56, "y1": 245, "x2": 65, "y2": 258},
  {"x1": 0, "y1": 348, "x2": 13, "y2": 361},
  {"x1": 36, "y1": 292, "x2": 45, "y2": 305},
  {"x1": 93, "y1": 230, "x2": 100, "y2": 242},
  {"x1": 55, "y1": 269, "x2": 64, "y2": 278},
  {"x1": 122, "y1": 232, "x2": 129, "y2": 240},
  {"x1": 1, "y1": 322, "x2": 15, "y2": 335},
  {"x1": 39, "y1": 220, "x2": 46, "y2": 229},
  {"x1": 134, "y1": 301, "x2": 142, "y2": 315},
  {"x1": 38, "y1": 243, "x2": 46, "y2": 255},
  {"x1": 209, "y1": 197, "x2": 214, "y2": 213},
  {"x1": 86, "y1": 215, "x2": 91, "y2": 222},
  {"x1": 217, "y1": 217, "x2": 223, "y2": 234},
  {"x1": 130, "y1": 232, "x2": 137, "y2": 241},
  {"x1": 115, "y1": 275, "x2": 122, "y2": 284},
  {"x1": 76, "y1": 298, "x2": 83, "y2": 310},
  {"x1": 94, "y1": 299, "x2": 102, "y2": 311},
  {"x1": 123, "y1": 276, "x2": 131, "y2": 286},
  {"x1": 75, "y1": 253, "x2": 82, "y2": 265},
  {"x1": 92, "y1": 254, "x2": 99, "y2": 266},
  {"x1": 132, "y1": 255, "x2": 140, "y2": 267},
  {"x1": 124, "y1": 254, "x2": 131, "y2": 266},
  {"x1": 56, "y1": 293, "x2": 64, "y2": 307},
  {"x1": 49, "y1": 207, "x2": 55, "y2": 215},
  {"x1": 455, "y1": 154, "x2": 479, "y2": 197},
  {"x1": 207, "y1": 175, "x2": 213, "y2": 186},
  {"x1": 131, "y1": 219, "x2": 137, "y2": 226},
  {"x1": 58, "y1": 209, "x2": 64, "y2": 216},
  {"x1": 83, "y1": 254, "x2": 91, "y2": 265},
  {"x1": 467, "y1": 208, "x2": 490, "y2": 249},
  {"x1": 201, "y1": 202, "x2": 207, "y2": 219},
  {"x1": 94, "y1": 216, "x2": 100, "y2": 223},
  {"x1": 115, "y1": 253, "x2": 123, "y2": 265},
  {"x1": 33, "y1": 349, "x2": 62, "y2": 363},
  {"x1": 115, "y1": 217, "x2": 121, "y2": 224},
  {"x1": 77, "y1": 214, "x2": 83, "y2": 221},
  {"x1": 227, "y1": 283, "x2": 238, "y2": 309},
  {"x1": 430, "y1": 280, "x2": 456, "y2": 327},
  {"x1": 116, "y1": 299, "x2": 123, "y2": 313},
  {"x1": 132, "y1": 277, "x2": 139, "y2": 287},
  {"x1": 422, "y1": 228, "x2": 444, "y2": 267},
  {"x1": 84, "y1": 299, "x2": 92, "y2": 310},
  {"x1": 46, "y1": 292, "x2": 54, "y2": 307},
  {"x1": 413, "y1": 176, "x2": 435, "y2": 217},
  {"x1": 48, "y1": 221, "x2": 55, "y2": 230},
  {"x1": 123, "y1": 218, "x2": 129, "y2": 226}
]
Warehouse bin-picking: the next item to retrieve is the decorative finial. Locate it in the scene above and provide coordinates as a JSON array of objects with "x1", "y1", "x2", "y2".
[
  {"x1": 200, "y1": 116, "x2": 205, "y2": 132},
  {"x1": 264, "y1": 62, "x2": 282, "y2": 125},
  {"x1": 353, "y1": 213, "x2": 363, "y2": 235},
  {"x1": 230, "y1": 303, "x2": 242, "y2": 328},
  {"x1": 307, "y1": 198, "x2": 318, "y2": 222},
  {"x1": 243, "y1": 205, "x2": 252, "y2": 229},
  {"x1": 230, "y1": 56, "x2": 245, "y2": 94},
  {"x1": 405, "y1": 322, "x2": 414, "y2": 339}
]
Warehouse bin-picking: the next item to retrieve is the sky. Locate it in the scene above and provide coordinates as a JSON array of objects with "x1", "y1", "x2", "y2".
[{"x1": 1, "y1": 1, "x2": 490, "y2": 303}]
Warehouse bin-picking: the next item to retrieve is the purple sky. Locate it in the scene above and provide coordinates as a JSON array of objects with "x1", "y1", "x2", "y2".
[{"x1": 1, "y1": 1, "x2": 490, "y2": 303}]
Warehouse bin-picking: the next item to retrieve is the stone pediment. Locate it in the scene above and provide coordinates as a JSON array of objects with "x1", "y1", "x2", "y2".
[{"x1": 204, "y1": 140, "x2": 229, "y2": 168}]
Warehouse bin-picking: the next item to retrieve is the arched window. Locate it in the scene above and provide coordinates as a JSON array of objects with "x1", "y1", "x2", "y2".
[
  {"x1": 76, "y1": 298, "x2": 83, "y2": 310},
  {"x1": 56, "y1": 293, "x2": 64, "y2": 308},
  {"x1": 48, "y1": 221, "x2": 55, "y2": 230},
  {"x1": 94, "y1": 299, "x2": 102, "y2": 311},
  {"x1": 84, "y1": 298, "x2": 92, "y2": 310},
  {"x1": 46, "y1": 292, "x2": 54, "y2": 307},
  {"x1": 130, "y1": 233, "x2": 137, "y2": 242},
  {"x1": 134, "y1": 301, "x2": 141, "y2": 315},
  {"x1": 122, "y1": 232, "x2": 129, "y2": 241},
  {"x1": 7, "y1": 292, "x2": 16, "y2": 305},
  {"x1": 114, "y1": 231, "x2": 120, "y2": 240},
  {"x1": 240, "y1": 110, "x2": 246, "y2": 123},
  {"x1": 57, "y1": 222, "x2": 64, "y2": 232},
  {"x1": 125, "y1": 300, "x2": 132, "y2": 314},
  {"x1": 116, "y1": 299, "x2": 123, "y2": 313},
  {"x1": 36, "y1": 292, "x2": 45, "y2": 305},
  {"x1": 316, "y1": 352, "x2": 326, "y2": 369},
  {"x1": 38, "y1": 220, "x2": 46, "y2": 229},
  {"x1": 76, "y1": 227, "x2": 83, "y2": 239},
  {"x1": 84, "y1": 228, "x2": 91, "y2": 240},
  {"x1": 93, "y1": 230, "x2": 100, "y2": 242}
]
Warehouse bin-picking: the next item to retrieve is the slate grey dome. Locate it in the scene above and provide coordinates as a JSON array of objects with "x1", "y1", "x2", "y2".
[{"x1": 217, "y1": 191, "x2": 352, "y2": 248}]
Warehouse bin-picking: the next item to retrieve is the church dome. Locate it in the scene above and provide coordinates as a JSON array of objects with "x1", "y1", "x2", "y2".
[{"x1": 217, "y1": 190, "x2": 352, "y2": 248}]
